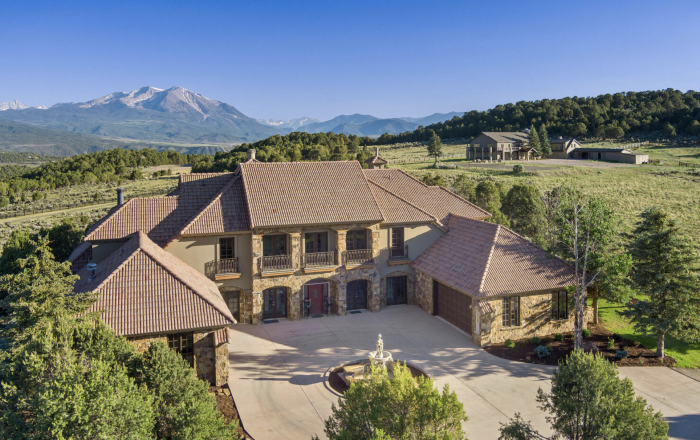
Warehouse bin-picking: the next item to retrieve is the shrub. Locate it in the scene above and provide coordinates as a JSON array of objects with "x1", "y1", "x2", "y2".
[
  {"x1": 616, "y1": 350, "x2": 629, "y2": 360},
  {"x1": 499, "y1": 350, "x2": 668, "y2": 440},
  {"x1": 505, "y1": 339, "x2": 515, "y2": 348},
  {"x1": 512, "y1": 164, "x2": 524, "y2": 173},
  {"x1": 534, "y1": 346, "x2": 550, "y2": 358},
  {"x1": 582, "y1": 329, "x2": 591, "y2": 338},
  {"x1": 633, "y1": 340, "x2": 641, "y2": 347},
  {"x1": 92, "y1": 192, "x2": 102, "y2": 202},
  {"x1": 554, "y1": 333, "x2": 564, "y2": 342},
  {"x1": 607, "y1": 338, "x2": 615, "y2": 349},
  {"x1": 529, "y1": 336, "x2": 541, "y2": 345}
]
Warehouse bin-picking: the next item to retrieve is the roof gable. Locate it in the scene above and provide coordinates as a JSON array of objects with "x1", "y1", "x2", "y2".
[
  {"x1": 411, "y1": 216, "x2": 575, "y2": 297},
  {"x1": 177, "y1": 176, "x2": 250, "y2": 237},
  {"x1": 74, "y1": 232, "x2": 234, "y2": 336},
  {"x1": 368, "y1": 181, "x2": 436, "y2": 224},
  {"x1": 239, "y1": 161, "x2": 384, "y2": 228},
  {"x1": 363, "y1": 169, "x2": 491, "y2": 224}
]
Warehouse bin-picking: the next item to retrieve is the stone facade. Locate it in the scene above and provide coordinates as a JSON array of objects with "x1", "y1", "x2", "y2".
[
  {"x1": 412, "y1": 270, "x2": 579, "y2": 347},
  {"x1": 247, "y1": 223, "x2": 383, "y2": 324},
  {"x1": 128, "y1": 329, "x2": 229, "y2": 386}
]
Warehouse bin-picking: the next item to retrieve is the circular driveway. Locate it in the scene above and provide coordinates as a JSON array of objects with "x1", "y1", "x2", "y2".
[{"x1": 228, "y1": 305, "x2": 700, "y2": 440}]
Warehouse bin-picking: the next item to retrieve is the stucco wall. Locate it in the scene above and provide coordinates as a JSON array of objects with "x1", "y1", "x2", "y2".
[
  {"x1": 167, "y1": 233, "x2": 253, "y2": 290},
  {"x1": 378, "y1": 223, "x2": 443, "y2": 277}
]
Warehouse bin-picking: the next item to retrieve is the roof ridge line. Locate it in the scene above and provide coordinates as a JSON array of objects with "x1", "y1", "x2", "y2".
[
  {"x1": 90, "y1": 233, "x2": 142, "y2": 292},
  {"x1": 367, "y1": 180, "x2": 436, "y2": 222},
  {"x1": 138, "y1": 234, "x2": 233, "y2": 322},
  {"x1": 164, "y1": 175, "x2": 238, "y2": 249},
  {"x1": 478, "y1": 223, "x2": 501, "y2": 294},
  {"x1": 434, "y1": 186, "x2": 492, "y2": 218},
  {"x1": 237, "y1": 166, "x2": 256, "y2": 229},
  {"x1": 84, "y1": 198, "x2": 135, "y2": 240}
]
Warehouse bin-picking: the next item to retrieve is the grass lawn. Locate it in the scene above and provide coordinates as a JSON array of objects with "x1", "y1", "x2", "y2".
[
  {"x1": 395, "y1": 162, "x2": 700, "y2": 246},
  {"x1": 593, "y1": 297, "x2": 700, "y2": 368}
]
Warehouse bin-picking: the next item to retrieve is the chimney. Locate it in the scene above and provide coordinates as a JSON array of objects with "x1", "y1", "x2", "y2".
[
  {"x1": 117, "y1": 188, "x2": 124, "y2": 206},
  {"x1": 375, "y1": 147, "x2": 379, "y2": 157},
  {"x1": 87, "y1": 263, "x2": 97, "y2": 282},
  {"x1": 247, "y1": 149, "x2": 256, "y2": 161}
]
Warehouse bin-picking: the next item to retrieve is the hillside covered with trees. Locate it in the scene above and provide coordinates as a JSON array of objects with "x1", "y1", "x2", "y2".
[
  {"x1": 191, "y1": 131, "x2": 375, "y2": 172},
  {"x1": 364, "y1": 89, "x2": 700, "y2": 145},
  {"x1": 0, "y1": 149, "x2": 200, "y2": 200}
]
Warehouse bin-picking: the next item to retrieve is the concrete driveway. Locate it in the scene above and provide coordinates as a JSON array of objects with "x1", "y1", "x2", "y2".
[{"x1": 228, "y1": 305, "x2": 700, "y2": 440}]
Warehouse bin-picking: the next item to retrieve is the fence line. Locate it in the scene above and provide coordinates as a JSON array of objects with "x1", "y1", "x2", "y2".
[
  {"x1": 679, "y1": 161, "x2": 699, "y2": 169},
  {"x1": 0, "y1": 188, "x2": 176, "y2": 221},
  {"x1": 620, "y1": 141, "x2": 649, "y2": 150}
]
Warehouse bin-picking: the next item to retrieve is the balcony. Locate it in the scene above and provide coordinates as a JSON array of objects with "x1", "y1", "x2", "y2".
[
  {"x1": 301, "y1": 251, "x2": 336, "y2": 273},
  {"x1": 388, "y1": 245, "x2": 410, "y2": 265},
  {"x1": 215, "y1": 257, "x2": 240, "y2": 280},
  {"x1": 344, "y1": 248, "x2": 373, "y2": 267},
  {"x1": 259, "y1": 254, "x2": 294, "y2": 276}
]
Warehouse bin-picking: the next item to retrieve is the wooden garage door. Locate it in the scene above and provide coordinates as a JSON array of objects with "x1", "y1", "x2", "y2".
[{"x1": 437, "y1": 282, "x2": 472, "y2": 334}]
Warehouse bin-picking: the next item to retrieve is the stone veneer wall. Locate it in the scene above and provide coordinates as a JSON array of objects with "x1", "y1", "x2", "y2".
[
  {"x1": 249, "y1": 223, "x2": 382, "y2": 324},
  {"x1": 381, "y1": 270, "x2": 415, "y2": 308},
  {"x1": 128, "y1": 329, "x2": 229, "y2": 386},
  {"x1": 412, "y1": 269, "x2": 578, "y2": 347}
]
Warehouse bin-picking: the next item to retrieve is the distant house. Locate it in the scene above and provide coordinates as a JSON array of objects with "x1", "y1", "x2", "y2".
[
  {"x1": 568, "y1": 148, "x2": 649, "y2": 164},
  {"x1": 467, "y1": 132, "x2": 535, "y2": 161},
  {"x1": 548, "y1": 137, "x2": 581, "y2": 159}
]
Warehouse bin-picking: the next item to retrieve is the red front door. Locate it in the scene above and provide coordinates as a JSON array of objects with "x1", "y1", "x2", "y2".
[{"x1": 308, "y1": 284, "x2": 324, "y2": 314}]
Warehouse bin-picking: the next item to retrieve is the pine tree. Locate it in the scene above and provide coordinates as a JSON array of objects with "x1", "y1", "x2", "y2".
[
  {"x1": 622, "y1": 207, "x2": 700, "y2": 358},
  {"x1": 528, "y1": 125, "x2": 540, "y2": 155},
  {"x1": 539, "y1": 124, "x2": 552, "y2": 156},
  {"x1": 427, "y1": 131, "x2": 443, "y2": 164},
  {"x1": 500, "y1": 350, "x2": 668, "y2": 440}
]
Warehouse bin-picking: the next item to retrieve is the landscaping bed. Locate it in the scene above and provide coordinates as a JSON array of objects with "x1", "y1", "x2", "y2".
[
  {"x1": 210, "y1": 384, "x2": 253, "y2": 439},
  {"x1": 328, "y1": 362, "x2": 429, "y2": 394},
  {"x1": 484, "y1": 324, "x2": 676, "y2": 367}
]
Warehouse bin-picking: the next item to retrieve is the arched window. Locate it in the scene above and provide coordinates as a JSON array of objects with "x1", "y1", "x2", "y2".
[{"x1": 263, "y1": 287, "x2": 287, "y2": 319}]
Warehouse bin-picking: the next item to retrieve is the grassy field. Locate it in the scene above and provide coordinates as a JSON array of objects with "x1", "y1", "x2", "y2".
[
  {"x1": 592, "y1": 297, "x2": 700, "y2": 368},
  {"x1": 397, "y1": 161, "x2": 700, "y2": 246}
]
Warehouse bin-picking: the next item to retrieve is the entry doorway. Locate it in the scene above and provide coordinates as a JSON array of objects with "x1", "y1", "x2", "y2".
[
  {"x1": 386, "y1": 276, "x2": 408, "y2": 306},
  {"x1": 263, "y1": 287, "x2": 287, "y2": 319},
  {"x1": 346, "y1": 280, "x2": 368, "y2": 310},
  {"x1": 306, "y1": 283, "x2": 326, "y2": 315}
]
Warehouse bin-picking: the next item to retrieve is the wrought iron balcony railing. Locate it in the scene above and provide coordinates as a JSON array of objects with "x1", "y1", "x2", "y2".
[
  {"x1": 389, "y1": 245, "x2": 409, "y2": 260},
  {"x1": 260, "y1": 254, "x2": 293, "y2": 272},
  {"x1": 216, "y1": 257, "x2": 239, "y2": 274},
  {"x1": 301, "y1": 251, "x2": 336, "y2": 268},
  {"x1": 344, "y1": 248, "x2": 373, "y2": 265}
]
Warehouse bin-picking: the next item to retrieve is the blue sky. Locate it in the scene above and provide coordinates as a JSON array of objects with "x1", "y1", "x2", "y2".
[{"x1": 1, "y1": 0, "x2": 698, "y2": 120}]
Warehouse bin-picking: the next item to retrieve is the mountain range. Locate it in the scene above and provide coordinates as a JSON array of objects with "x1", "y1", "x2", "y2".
[{"x1": 0, "y1": 86, "x2": 463, "y2": 152}]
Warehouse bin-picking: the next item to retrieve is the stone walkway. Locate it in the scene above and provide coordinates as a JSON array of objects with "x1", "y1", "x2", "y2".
[{"x1": 228, "y1": 305, "x2": 700, "y2": 440}]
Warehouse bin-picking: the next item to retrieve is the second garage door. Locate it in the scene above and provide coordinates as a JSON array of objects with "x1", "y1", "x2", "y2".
[{"x1": 437, "y1": 282, "x2": 472, "y2": 334}]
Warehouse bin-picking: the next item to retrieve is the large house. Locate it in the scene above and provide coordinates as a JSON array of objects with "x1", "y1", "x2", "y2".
[{"x1": 70, "y1": 149, "x2": 578, "y2": 384}]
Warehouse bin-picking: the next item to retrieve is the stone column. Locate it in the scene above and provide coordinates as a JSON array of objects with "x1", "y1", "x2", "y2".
[
  {"x1": 337, "y1": 283, "x2": 347, "y2": 316},
  {"x1": 214, "y1": 342, "x2": 229, "y2": 386},
  {"x1": 335, "y1": 229, "x2": 347, "y2": 265},
  {"x1": 252, "y1": 291, "x2": 263, "y2": 324},
  {"x1": 369, "y1": 225, "x2": 381, "y2": 260},
  {"x1": 481, "y1": 146, "x2": 484, "y2": 161},
  {"x1": 251, "y1": 233, "x2": 262, "y2": 276},
  {"x1": 289, "y1": 232, "x2": 301, "y2": 270},
  {"x1": 193, "y1": 332, "x2": 215, "y2": 384}
]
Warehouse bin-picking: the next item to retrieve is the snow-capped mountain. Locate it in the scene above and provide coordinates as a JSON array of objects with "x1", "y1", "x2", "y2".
[
  {"x1": 0, "y1": 100, "x2": 28, "y2": 111},
  {"x1": 257, "y1": 117, "x2": 320, "y2": 130},
  {"x1": 0, "y1": 86, "x2": 279, "y2": 143}
]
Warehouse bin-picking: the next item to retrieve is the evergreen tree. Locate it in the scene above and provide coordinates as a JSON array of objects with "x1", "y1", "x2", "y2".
[
  {"x1": 475, "y1": 180, "x2": 510, "y2": 227},
  {"x1": 500, "y1": 350, "x2": 668, "y2": 440},
  {"x1": 528, "y1": 125, "x2": 540, "y2": 155},
  {"x1": 427, "y1": 131, "x2": 443, "y2": 164},
  {"x1": 539, "y1": 124, "x2": 552, "y2": 156},
  {"x1": 621, "y1": 207, "x2": 700, "y2": 358},
  {"x1": 501, "y1": 184, "x2": 545, "y2": 241},
  {"x1": 320, "y1": 363, "x2": 467, "y2": 440}
]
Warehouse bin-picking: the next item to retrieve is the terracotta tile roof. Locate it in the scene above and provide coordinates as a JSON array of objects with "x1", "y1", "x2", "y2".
[
  {"x1": 368, "y1": 181, "x2": 435, "y2": 224},
  {"x1": 365, "y1": 155, "x2": 388, "y2": 165},
  {"x1": 364, "y1": 169, "x2": 491, "y2": 224},
  {"x1": 411, "y1": 216, "x2": 575, "y2": 297},
  {"x1": 177, "y1": 176, "x2": 250, "y2": 236},
  {"x1": 85, "y1": 173, "x2": 235, "y2": 244},
  {"x1": 473, "y1": 132, "x2": 529, "y2": 144},
  {"x1": 239, "y1": 161, "x2": 384, "y2": 228},
  {"x1": 214, "y1": 327, "x2": 231, "y2": 346},
  {"x1": 74, "y1": 231, "x2": 234, "y2": 336}
]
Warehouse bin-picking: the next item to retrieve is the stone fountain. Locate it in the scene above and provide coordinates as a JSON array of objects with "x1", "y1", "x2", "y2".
[{"x1": 339, "y1": 334, "x2": 394, "y2": 386}]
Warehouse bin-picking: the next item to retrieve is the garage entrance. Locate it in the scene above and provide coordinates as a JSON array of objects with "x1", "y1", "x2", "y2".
[{"x1": 436, "y1": 282, "x2": 472, "y2": 334}]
